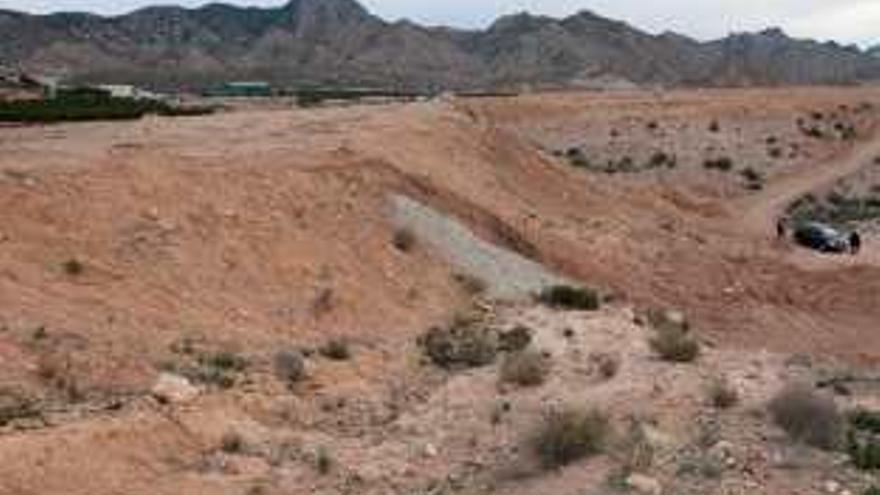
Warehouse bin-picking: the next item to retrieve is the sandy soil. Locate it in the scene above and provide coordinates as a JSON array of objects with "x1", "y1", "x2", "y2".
[{"x1": 0, "y1": 87, "x2": 879, "y2": 495}]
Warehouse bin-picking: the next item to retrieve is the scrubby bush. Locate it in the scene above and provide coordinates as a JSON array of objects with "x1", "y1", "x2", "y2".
[
  {"x1": 316, "y1": 446, "x2": 333, "y2": 474},
  {"x1": 62, "y1": 259, "x2": 84, "y2": 276},
  {"x1": 188, "y1": 351, "x2": 249, "y2": 389},
  {"x1": 850, "y1": 410, "x2": 880, "y2": 434},
  {"x1": 848, "y1": 432, "x2": 880, "y2": 470},
  {"x1": 769, "y1": 384, "x2": 843, "y2": 450},
  {"x1": 703, "y1": 157, "x2": 734, "y2": 172},
  {"x1": 864, "y1": 487, "x2": 880, "y2": 495},
  {"x1": 319, "y1": 338, "x2": 351, "y2": 361},
  {"x1": 647, "y1": 311, "x2": 698, "y2": 363},
  {"x1": 708, "y1": 378, "x2": 739, "y2": 409},
  {"x1": 650, "y1": 326, "x2": 700, "y2": 363},
  {"x1": 500, "y1": 349, "x2": 550, "y2": 387},
  {"x1": 849, "y1": 409, "x2": 880, "y2": 470},
  {"x1": 648, "y1": 151, "x2": 676, "y2": 169},
  {"x1": 538, "y1": 285, "x2": 601, "y2": 311},
  {"x1": 498, "y1": 325, "x2": 533, "y2": 353},
  {"x1": 532, "y1": 407, "x2": 610, "y2": 469},
  {"x1": 708, "y1": 121, "x2": 720, "y2": 133},
  {"x1": 590, "y1": 352, "x2": 620, "y2": 380},
  {"x1": 420, "y1": 316, "x2": 497, "y2": 369},
  {"x1": 392, "y1": 228, "x2": 416, "y2": 252},
  {"x1": 220, "y1": 431, "x2": 245, "y2": 454},
  {"x1": 274, "y1": 349, "x2": 306, "y2": 384}
]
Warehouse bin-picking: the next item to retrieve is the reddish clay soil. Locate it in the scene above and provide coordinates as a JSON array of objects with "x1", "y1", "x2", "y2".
[{"x1": 0, "y1": 87, "x2": 879, "y2": 495}]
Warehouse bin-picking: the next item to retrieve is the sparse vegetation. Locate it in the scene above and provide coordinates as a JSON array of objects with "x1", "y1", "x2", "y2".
[
  {"x1": 420, "y1": 313, "x2": 497, "y2": 369},
  {"x1": 392, "y1": 228, "x2": 416, "y2": 252},
  {"x1": 62, "y1": 258, "x2": 84, "y2": 276},
  {"x1": 788, "y1": 190, "x2": 880, "y2": 228},
  {"x1": 531, "y1": 407, "x2": 610, "y2": 469},
  {"x1": 769, "y1": 384, "x2": 843, "y2": 450},
  {"x1": 650, "y1": 326, "x2": 699, "y2": 363},
  {"x1": 0, "y1": 90, "x2": 213, "y2": 123},
  {"x1": 274, "y1": 349, "x2": 306, "y2": 384},
  {"x1": 175, "y1": 351, "x2": 249, "y2": 389},
  {"x1": 590, "y1": 352, "x2": 620, "y2": 380},
  {"x1": 315, "y1": 446, "x2": 333, "y2": 474},
  {"x1": 707, "y1": 377, "x2": 739, "y2": 409},
  {"x1": 220, "y1": 431, "x2": 245, "y2": 454},
  {"x1": 848, "y1": 409, "x2": 880, "y2": 470},
  {"x1": 498, "y1": 325, "x2": 533, "y2": 353},
  {"x1": 500, "y1": 349, "x2": 551, "y2": 387},
  {"x1": 319, "y1": 338, "x2": 351, "y2": 361},
  {"x1": 647, "y1": 151, "x2": 677, "y2": 169},
  {"x1": 538, "y1": 285, "x2": 601, "y2": 311},
  {"x1": 647, "y1": 309, "x2": 699, "y2": 363},
  {"x1": 740, "y1": 167, "x2": 765, "y2": 190},
  {"x1": 703, "y1": 157, "x2": 734, "y2": 172},
  {"x1": 708, "y1": 120, "x2": 720, "y2": 133}
]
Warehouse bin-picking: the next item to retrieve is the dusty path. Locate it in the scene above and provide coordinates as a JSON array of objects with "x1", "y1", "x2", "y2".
[
  {"x1": 734, "y1": 135, "x2": 880, "y2": 267},
  {"x1": 737, "y1": 135, "x2": 880, "y2": 236}
]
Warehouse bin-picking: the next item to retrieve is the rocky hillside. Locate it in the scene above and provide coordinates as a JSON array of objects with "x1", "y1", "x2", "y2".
[{"x1": 0, "y1": 0, "x2": 878, "y2": 90}]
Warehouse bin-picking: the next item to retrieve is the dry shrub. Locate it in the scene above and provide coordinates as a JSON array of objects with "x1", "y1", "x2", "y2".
[
  {"x1": 708, "y1": 377, "x2": 739, "y2": 409},
  {"x1": 498, "y1": 325, "x2": 533, "y2": 353},
  {"x1": 590, "y1": 352, "x2": 621, "y2": 380},
  {"x1": 420, "y1": 314, "x2": 497, "y2": 369},
  {"x1": 647, "y1": 309, "x2": 699, "y2": 363},
  {"x1": 769, "y1": 384, "x2": 843, "y2": 450},
  {"x1": 319, "y1": 338, "x2": 351, "y2": 361},
  {"x1": 274, "y1": 349, "x2": 306, "y2": 384},
  {"x1": 538, "y1": 285, "x2": 601, "y2": 311},
  {"x1": 650, "y1": 327, "x2": 699, "y2": 363},
  {"x1": 531, "y1": 407, "x2": 610, "y2": 469},
  {"x1": 392, "y1": 228, "x2": 416, "y2": 252},
  {"x1": 500, "y1": 349, "x2": 550, "y2": 387}
]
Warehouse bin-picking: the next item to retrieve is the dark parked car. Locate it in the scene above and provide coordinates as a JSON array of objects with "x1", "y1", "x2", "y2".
[{"x1": 794, "y1": 222, "x2": 849, "y2": 253}]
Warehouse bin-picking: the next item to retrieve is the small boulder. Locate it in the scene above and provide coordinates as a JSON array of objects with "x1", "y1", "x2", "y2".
[
  {"x1": 152, "y1": 373, "x2": 199, "y2": 404},
  {"x1": 626, "y1": 473, "x2": 662, "y2": 495}
]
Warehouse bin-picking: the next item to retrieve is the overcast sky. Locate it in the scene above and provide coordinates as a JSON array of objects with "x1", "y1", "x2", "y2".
[{"x1": 1, "y1": 0, "x2": 877, "y2": 47}]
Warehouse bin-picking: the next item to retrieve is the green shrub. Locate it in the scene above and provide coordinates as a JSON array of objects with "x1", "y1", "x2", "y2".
[
  {"x1": 848, "y1": 432, "x2": 880, "y2": 470},
  {"x1": 864, "y1": 486, "x2": 880, "y2": 495},
  {"x1": 500, "y1": 349, "x2": 550, "y2": 387},
  {"x1": 532, "y1": 407, "x2": 610, "y2": 469},
  {"x1": 538, "y1": 285, "x2": 601, "y2": 311},
  {"x1": 851, "y1": 410, "x2": 880, "y2": 434},
  {"x1": 769, "y1": 384, "x2": 843, "y2": 450},
  {"x1": 0, "y1": 95, "x2": 213, "y2": 123}
]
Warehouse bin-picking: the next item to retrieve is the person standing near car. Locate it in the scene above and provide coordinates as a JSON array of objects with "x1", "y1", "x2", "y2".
[
  {"x1": 850, "y1": 231, "x2": 862, "y2": 255},
  {"x1": 776, "y1": 218, "x2": 787, "y2": 240}
]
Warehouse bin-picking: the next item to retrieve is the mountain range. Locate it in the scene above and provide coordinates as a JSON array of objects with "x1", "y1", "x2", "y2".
[{"x1": 0, "y1": 0, "x2": 878, "y2": 90}]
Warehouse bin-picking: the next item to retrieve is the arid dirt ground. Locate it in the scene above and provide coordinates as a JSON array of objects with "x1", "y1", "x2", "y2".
[{"x1": 0, "y1": 87, "x2": 879, "y2": 495}]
